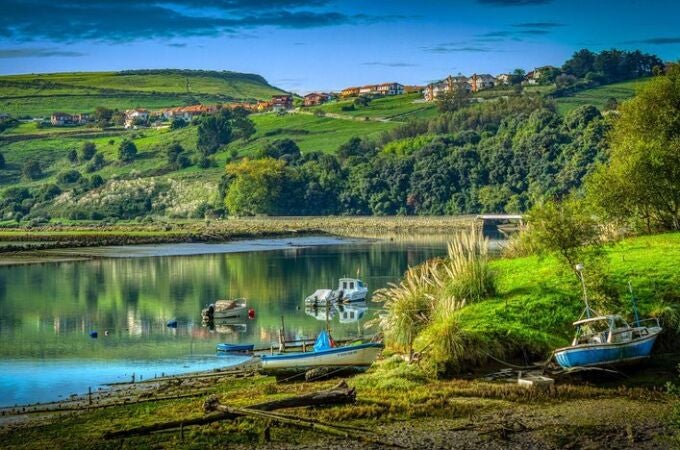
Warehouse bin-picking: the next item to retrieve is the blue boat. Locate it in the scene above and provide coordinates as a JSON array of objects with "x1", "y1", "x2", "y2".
[
  {"x1": 216, "y1": 343, "x2": 254, "y2": 353},
  {"x1": 555, "y1": 315, "x2": 662, "y2": 368}
]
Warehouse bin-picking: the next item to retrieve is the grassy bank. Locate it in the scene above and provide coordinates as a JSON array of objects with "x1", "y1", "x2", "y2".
[{"x1": 401, "y1": 232, "x2": 680, "y2": 375}]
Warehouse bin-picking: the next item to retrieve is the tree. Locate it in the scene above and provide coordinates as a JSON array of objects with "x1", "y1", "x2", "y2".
[
  {"x1": 57, "y1": 170, "x2": 82, "y2": 184},
  {"x1": 118, "y1": 140, "x2": 138, "y2": 162},
  {"x1": 509, "y1": 68, "x2": 526, "y2": 85},
  {"x1": 224, "y1": 158, "x2": 287, "y2": 216},
  {"x1": 603, "y1": 97, "x2": 618, "y2": 111},
  {"x1": 436, "y1": 84, "x2": 471, "y2": 113},
  {"x1": 170, "y1": 118, "x2": 187, "y2": 130},
  {"x1": 22, "y1": 160, "x2": 42, "y2": 180},
  {"x1": 90, "y1": 175, "x2": 105, "y2": 189},
  {"x1": 258, "y1": 138, "x2": 301, "y2": 162},
  {"x1": 166, "y1": 142, "x2": 190, "y2": 169},
  {"x1": 80, "y1": 142, "x2": 96, "y2": 161},
  {"x1": 587, "y1": 64, "x2": 680, "y2": 231},
  {"x1": 86, "y1": 153, "x2": 105, "y2": 173},
  {"x1": 67, "y1": 149, "x2": 78, "y2": 164},
  {"x1": 562, "y1": 49, "x2": 596, "y2": 78},
  {"x1": 0, "y1": 152, "x2": 4, "y2": 170},
  {"x1": 232, "y1": 107, "x2": 256, "y2": 140},
  {"x1": 94, "y1": 107, "x2": 113, "y2": 127},
  {"x1": 526, "y1": 197, "x2": 604, "y2": 280},
  {"x1": 197, "y1": 110, "x2": 234, "y2": 156}
]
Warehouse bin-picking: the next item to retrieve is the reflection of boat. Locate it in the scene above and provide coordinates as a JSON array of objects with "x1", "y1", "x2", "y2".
[
  {"x1": 202, "y1": 299, "x2": 247, "y2": 321},
  {"x1": 555, "y1": 315, "x2": 662, "y2": 369},
  {"x1": 304, "y1": 305, "x2": 336, "y2": 321},
  {"x1": 203, "y1": 316, "x2": 248, "y2": 334},
  {"x1": 216, "y1": 343, "x2": 254, "y2": 353},
  {"x1": 334, "y1": 302, "x2": 368, "y2": 324},
  {"x1": 260, "y1": 330, "x2": 382, "y2": 374},
  {"x1": 304, "y1": 278, "x2": 368, "y2": 306},
  {"x1": 304, "y1": 289, "x2": 338, "y2": 306}
]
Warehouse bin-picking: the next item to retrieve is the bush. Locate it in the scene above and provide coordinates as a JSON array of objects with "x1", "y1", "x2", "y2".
[
  {"x1": 170, "y1": 118, "x2": 187, "y2": 130},
  {"x1": 197, "y1": 155, "x2": 213, "y2": 169},
  {"x1": 118, "y1": 140, "x2": 138, "y2": 162},
  {"x1": 89, "y1": 175, "x2": 104, "y2": 188},
  {"x1": 80, "y1": 142, "x2": 97, "y2": 161},
  {"x1": 22, "y1": 160, "x2": 42, "y2": 180},
  {"x1": 0, "y1": 152, "x2": 4, "y2": 170},
  {"x1": 67, "y1": 149, "x2": 78, "y2": 164},
  {"x1": 57, "y1": 170, "x2": 82, "y2": 184}
]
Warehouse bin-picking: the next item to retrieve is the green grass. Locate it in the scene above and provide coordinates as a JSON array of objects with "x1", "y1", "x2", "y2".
[
  {"x1": 555, "y1": 77, "x2": 652, "y2": 114},
  {"x1": 412, "y1": 233, "x2": 680, "y2": 373},
  {"x1": 227, "y1": 112, "x2": 397, "y2": 155},
  {"x1": 307, "y1": 93, "x2": 438, "y2": 121},
  {"x1": 0, "y1": 70, "x2": 286, "y2": 117}
]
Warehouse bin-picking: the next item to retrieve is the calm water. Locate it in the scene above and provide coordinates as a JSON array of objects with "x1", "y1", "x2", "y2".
[{"x1": 0, "y1": 236, "x2": 450, "y2": 406}]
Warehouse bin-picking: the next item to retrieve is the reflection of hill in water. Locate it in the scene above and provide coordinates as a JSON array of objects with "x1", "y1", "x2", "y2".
[{"x1": 0, "y1": 238, "x2": 448, "y2": 358}]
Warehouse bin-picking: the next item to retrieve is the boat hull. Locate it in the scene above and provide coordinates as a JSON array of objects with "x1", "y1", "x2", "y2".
[
  {"x1": 216, "y1": 343, "x2": 254, "y2": 353},
  {"x1": 555, "y1": 332, "x2": 659, "y2": 369},
  {"x1": 260, "y1": 343, "x2": 383, "y2": 372}
]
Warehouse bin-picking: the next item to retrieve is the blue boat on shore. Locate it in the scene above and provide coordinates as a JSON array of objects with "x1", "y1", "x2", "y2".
[
  {"x1": 554, "y1": 315, "x2": 662, "y2": 368},
  {"x1": 555, "y1": 269, "x2": 663, "y2": 369},
  {"x1": 216, "y1": 343, "x2": 254, "y2": 353}
]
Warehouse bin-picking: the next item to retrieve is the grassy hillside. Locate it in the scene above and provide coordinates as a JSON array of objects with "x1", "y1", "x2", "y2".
[
  {"x1": 308, "y1": 93, "x2": 438, "y2": 121},
  {"x1": 554, "y1": 77, "x2": 652, "y2": 114},
  {"x1": 0, "y1": 70, "x2": 287, "y2": 117}
]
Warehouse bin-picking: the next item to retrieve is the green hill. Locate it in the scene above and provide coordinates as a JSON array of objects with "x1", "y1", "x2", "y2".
[
  {"x1": 0, "y1": 70, "x2": 287, "y2": 117},
  {"x1": 554, "y1": 77, "x2": 652, "y2": 114}
]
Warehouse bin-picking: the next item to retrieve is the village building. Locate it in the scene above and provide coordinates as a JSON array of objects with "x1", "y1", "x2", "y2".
[
  {"x1": 469, "y1": 74, "x2": 496, "y2": 92},
  {"x1": 524, "y1": 66, "x2": 558, "y2": 85},
  {"x1": 271, "y1": 95, "x2": 293, "y2": 112},
  {"x1": 341, "y1": 87, "x2": 361, "y2": 98},
  {"x1": 496, "y1": 73, "x2": 511, "y2": 85},
  {"x1": 303, "y1": 92, "x2": 332, "y2": 107},
  {"x1": 376, "y1": 82, "x2": 405, "y2": 96},
  {"x1": 359, "y1": 85, "x2": 378, "y2": 95},
  {"x1": 0, "y1": 113, "x2": 10, "y2": 121},
  {"x1": 423, "y1": 75, "x2": 472, "y2": 102},
  {"x1": 51, "y1": 112, "x2": 75, "y2": 126},
  {"x1": 160, "y1": 104, "x2": 217, "y2": 121},
  {"x1": 404, "y1": 85, "x2": 425, "y2": 94},
  {"x1": 124, "y1": 109, "x2": 150, "y2": 128}
]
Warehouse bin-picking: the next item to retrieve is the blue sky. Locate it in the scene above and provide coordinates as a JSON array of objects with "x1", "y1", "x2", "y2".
[{"x1": 0, "y1": 0, "x2": 679, "y2": 92}]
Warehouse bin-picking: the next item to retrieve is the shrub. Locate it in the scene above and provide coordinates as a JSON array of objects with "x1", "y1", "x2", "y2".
[
  {"x1": 170, "y1": 118, "x2": 187, "y2": 130},
  {"x1": 67, "y1": 149, "x2": 78, "y2": 164},
  {"x1": 118, "y1": 140, "x2": 138, "y2": 162},
  {"x1": 80, "y1": 142, "x2": 97, "y2": 161},
  {"x1": 89, "y1": 175, "x2": 105, "y2": 189},
  {"x1": 57, "y1": 170, "x2": 82, "y2": 184},
  {"x1": 0, "y1": 152, "x2": 4, "y2": 170},
  {"x1": 22, "y1": 160, "x2": 42, "y2": 180}
]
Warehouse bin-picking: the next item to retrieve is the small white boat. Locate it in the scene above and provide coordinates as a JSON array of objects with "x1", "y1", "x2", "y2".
[
  {"x1": 304, "y1": 289, "x2": 338, "y2": 306},
  {"x1": 260, "y1": 331, "x2": 383, "y2": 373},
  {"x1": 336, "y1": 278, "x2": 368, "y2": 302},
  {"x1": 202, "y1": 298, "x2": 248, "y2": 320}
]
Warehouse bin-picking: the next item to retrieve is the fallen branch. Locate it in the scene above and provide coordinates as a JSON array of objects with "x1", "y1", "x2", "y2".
[{"x1": 103, "y1": 381, "x2": 356, "y2": 439}]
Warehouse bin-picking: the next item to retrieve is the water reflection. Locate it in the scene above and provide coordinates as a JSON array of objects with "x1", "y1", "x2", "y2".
[{"x1": 0, "y1": 236, "x2": 450, "y2": 405}]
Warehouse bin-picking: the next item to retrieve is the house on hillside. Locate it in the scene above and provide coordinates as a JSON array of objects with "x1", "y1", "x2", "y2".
[
  {"x1": 341, "y1": 87, "x2": 361, "y2": 98},
  {"x1": 470, "y1": 74, "x2": 495, "y2": 92},
  {"x1": 524, "y1": 66, "x2": 558, "y2": 85},
  {"x1": 161, "y1": 104, "x2": 217, "y2": 121},
  {"x1": 303, "y1": 92, "x2": 332, "y2": 107},
  {"x1": 359, "y1": 85, "x2": 378, "y2": 95},
  {"x1": 376, "y1": 82, "x2": 405, "y2": 96},
  {"x1": 404, "y1": 85, "x2": 425, "y2": 94},
  {"x1": 125, "y1": 109, "x2": 150, "y2": 128},
  {"x1": 496, "y1": 74, "x2": 511, "y2": 85},
  {"x1": 424, "y1": 75, "x2": 472, "y2": 102},
  {"x1": 73, "y1": 113, "x2": 92, "y2": 124},
  {"x1": 271, "y1": 95, "x2": 293, "y2": 112},
  {"x1": 0, "y1": 113, "x2": 10, "y2": 121},
  {"x1": 51, "y1": 112, "x2": 75, "y2": 126}
]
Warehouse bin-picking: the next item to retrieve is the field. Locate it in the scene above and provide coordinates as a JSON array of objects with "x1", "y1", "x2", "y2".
[
  {"x1": 554, "y1": 77, "x2": 651, "y2": 114},
  {"x1": 307, "y1": 93, "x2": 438, "y2": 121},
  {"x1": 0, "y1": 70, "x2": 286, "y2": 117}
]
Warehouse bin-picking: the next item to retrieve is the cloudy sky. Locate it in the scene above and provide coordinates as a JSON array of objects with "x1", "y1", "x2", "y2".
[{"x1": 0, "y1": 0, "x2": 679, "y2": 92}]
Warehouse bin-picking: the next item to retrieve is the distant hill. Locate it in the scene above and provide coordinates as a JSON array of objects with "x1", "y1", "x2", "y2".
[
  {"x1": 553, "y1": 77, "x2": 652, "y2": 114},
  {"x1": 0, "y1": 69, "x2": 287, "y2": 117}
]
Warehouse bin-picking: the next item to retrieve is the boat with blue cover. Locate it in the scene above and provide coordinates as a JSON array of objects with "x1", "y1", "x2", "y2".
[
  {"x1": 260, "y1": 330, "x2": 383, "y2": 374},
  {"x1": 554, "y1": 267, "x2": 662, "y2": 369},
  {"x1": 216, "y1": 343, "x2": 254, "y2": 353}
]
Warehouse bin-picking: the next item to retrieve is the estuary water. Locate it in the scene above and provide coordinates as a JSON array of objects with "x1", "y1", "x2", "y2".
[{"x1": 0, "y1": 235, "x2": 450, "y2": 406}]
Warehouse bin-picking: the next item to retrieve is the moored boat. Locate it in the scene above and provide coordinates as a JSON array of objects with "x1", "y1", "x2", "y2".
[
  {"x1": 303, "y1": 278, "x2": 368, "y2": 306},
  {"x1": 216, "y1": 343, "x2": 254, "y2": 353},
  {"x1": 260, "y1": 330, "x2": 383, "y2": 374},
  {"x1": 202, "y1": 298, "x2": 248, "y2": 321}
]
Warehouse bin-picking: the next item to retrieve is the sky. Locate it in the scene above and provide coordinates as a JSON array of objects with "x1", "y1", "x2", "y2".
[{"x1": 0, "y1": 0, "x2": 679, "y2": 93}]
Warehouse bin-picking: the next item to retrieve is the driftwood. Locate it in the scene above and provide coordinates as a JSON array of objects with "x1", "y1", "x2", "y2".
[{"x1": 103, "y1": 381, "x2": 356, "y2": 439}]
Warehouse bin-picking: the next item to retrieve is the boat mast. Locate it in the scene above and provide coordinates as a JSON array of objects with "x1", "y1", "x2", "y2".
[
  {"x1": 628, "y1": 281, "x2": 641, "y2": 326},
  {"x1": 575, "y1": 264, "x2": 593, "y2": 319}
]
